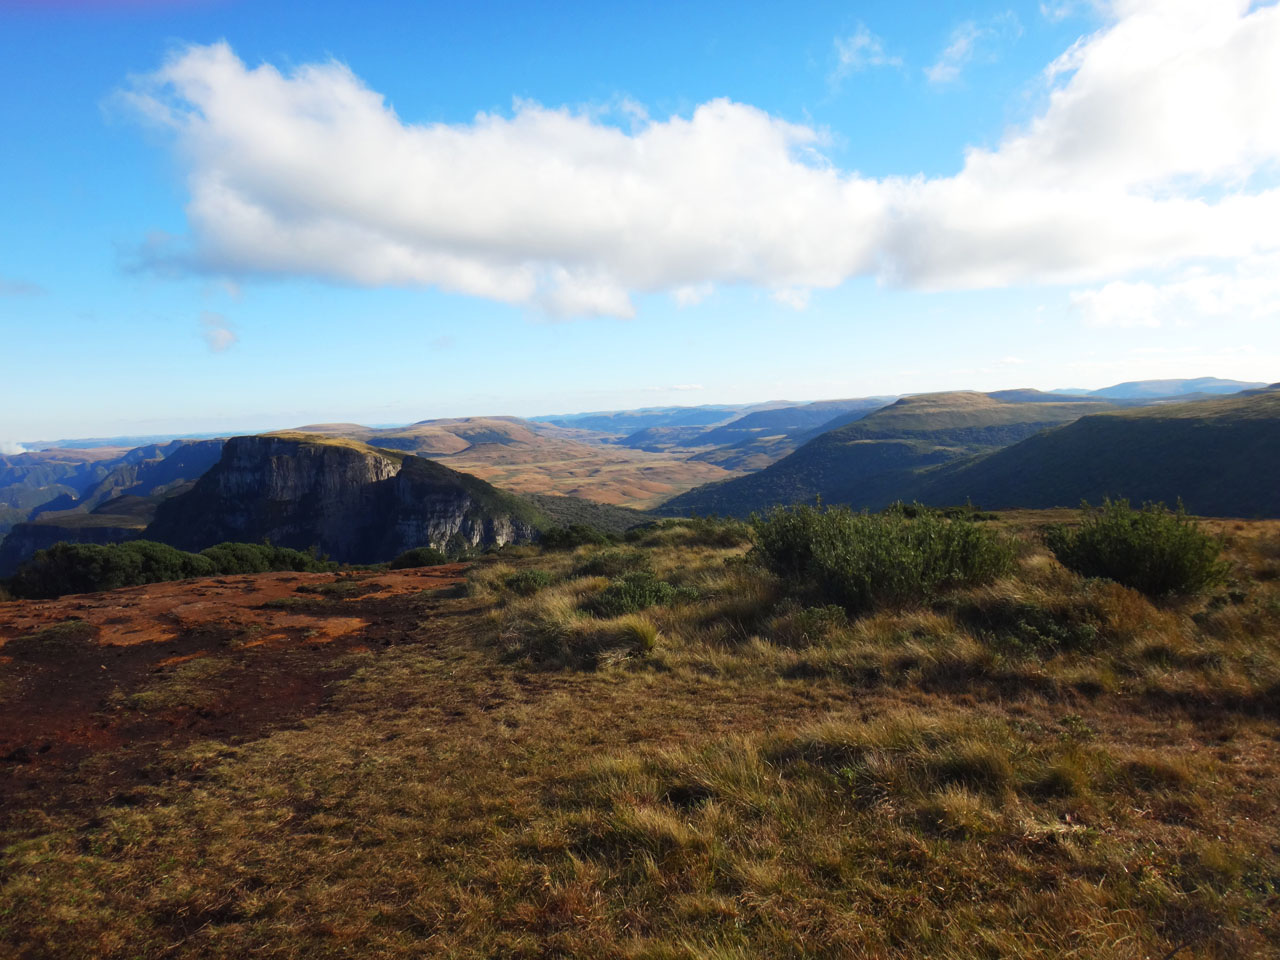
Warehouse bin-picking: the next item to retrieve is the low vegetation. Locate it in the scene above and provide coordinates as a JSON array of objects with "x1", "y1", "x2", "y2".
[
  {"x1": 1046, "y1": 498, "x2": 1228, "y2": 597},
  {"x1": 751, "y1": 502, "x2": 1015, "y2": 614},
  {"x1": 388, "y1": 546, "x2": 448, "y2": 569},
  {"x1": 5, "y1": 539, "x2": 334, "y2": 599},
  {"x1": 3, "y1": 509, "x2": 1279, "y2": 958}
]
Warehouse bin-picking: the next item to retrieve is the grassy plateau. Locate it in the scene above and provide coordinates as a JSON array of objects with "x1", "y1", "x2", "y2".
[{"x1": 1, "y1": 507, "x2": 1278, "y2": 958}]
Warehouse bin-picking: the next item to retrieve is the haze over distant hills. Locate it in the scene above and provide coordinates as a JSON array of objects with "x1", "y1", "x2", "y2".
[{"x1": 1052, "y1": 378, "x2": 1265, "y2": 399}]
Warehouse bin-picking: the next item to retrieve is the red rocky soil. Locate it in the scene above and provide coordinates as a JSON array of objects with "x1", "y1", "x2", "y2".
[{"x1": 0, "y1": 565, "x2": 467, "y2": 830}]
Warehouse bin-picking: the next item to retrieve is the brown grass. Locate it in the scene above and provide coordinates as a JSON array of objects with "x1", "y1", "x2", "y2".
[{"x1": 1, "y1": 512, "x2": 1278, "y2": 958}]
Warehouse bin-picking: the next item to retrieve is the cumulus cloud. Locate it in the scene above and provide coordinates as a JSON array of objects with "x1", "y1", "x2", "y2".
[
  {"x1": 0, "y1": 441, "x2": 28, "y2": 455},
  {"x1": 121, "y1": 1, "x2": 1280, "y2": 317},
  {"x1": 200, "y1": 311, "x2": 238, "y2": 351},
  {"x1": 831, "y1": 24, "x2": 901, "y2": 83}
]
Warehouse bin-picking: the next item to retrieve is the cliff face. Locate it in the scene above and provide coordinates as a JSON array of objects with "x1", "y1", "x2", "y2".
[{"x1": 145, "y1": 435, "x2": 546, "y2": 563}]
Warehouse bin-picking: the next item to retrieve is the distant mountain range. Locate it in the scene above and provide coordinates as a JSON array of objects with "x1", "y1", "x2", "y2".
[
  {"x1": 1051, "y1": 377, "x2": 1266, "y2": 399},
  {"x1": 2, "y1": 376, "x2": 1274, "y2": 576},
  {"x1": 902, "y1": 386, "x2": 1280, "y2": 517},
  {"x1": 660, "y1": 391, "x2": 1117, "y2": 517}
]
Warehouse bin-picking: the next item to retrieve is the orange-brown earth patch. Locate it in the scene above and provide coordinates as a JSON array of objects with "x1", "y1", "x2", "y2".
[{"x1": 0, "y1": 564, "x2": 466, "y2": 829}]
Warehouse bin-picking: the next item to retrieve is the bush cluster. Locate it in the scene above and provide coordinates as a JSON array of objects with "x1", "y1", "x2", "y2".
[
  {"x1": 541, "y1": 525, "x2": 615, "y2": 550},
  {"x1": 572, "y1": 549, "x2": 651, "y2": 578},
  {"x1": 1045, "y1": 498, "x2": 1227, "y2": 597},
  {"x1": 751, "y1": 504, "x2": 1014, "y2": 615},
  {"x1": 504, "y1": 569, "x2": 556, "y2": 596},
  {"x1": 584, "y1": 571, "x2": 698, "y2": 618},
  {"x1": 8, "y1": 540, "x2": 332, "y2": 599},
  {"x1": 389, "y1": 546, "x2": 448, "y2": 569}
]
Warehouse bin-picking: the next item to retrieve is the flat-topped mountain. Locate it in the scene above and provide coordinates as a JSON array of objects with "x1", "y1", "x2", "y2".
[
  {"x1": 661, "y1": 391, "x2": 1116, "y2": 516},
  {"x1": 144, "y1": 433, "x2": 555, "y2": 563},
  {"x1": 902, "y1": 386, "x2": 1280, "y2": 517}
]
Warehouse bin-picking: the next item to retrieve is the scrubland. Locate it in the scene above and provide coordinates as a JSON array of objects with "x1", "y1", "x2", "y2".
[{"x1": 1, "y1": 507, "x2": 1278, "y2": 958}]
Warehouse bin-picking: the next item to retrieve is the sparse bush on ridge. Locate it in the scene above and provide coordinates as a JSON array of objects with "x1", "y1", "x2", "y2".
[
  {"x1": 1046, "y1": 498, "x2": 1227, "y2": 597},
  {"x1": 751, "y1": 503, "x2": 1015, "y2": 615},
  {"x1": 388, "y1": 546, "x2": 448, "y2": 569}
]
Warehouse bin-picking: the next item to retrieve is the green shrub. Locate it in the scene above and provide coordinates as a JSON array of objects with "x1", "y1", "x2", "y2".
[
  {"x1": 585, "y1": 571, "x2": 697, "y2": 618},
  {"x1": 388, "y1": 546, "x2": 448, "y2": 569},
  {"x1": 541, "y1": 525, "x2": 615, "y2": 550},
  {"x1": 9, "y1": 540, "x2": 215, "y2": 599},
  {"x1": 751, "y1": 504, "x2": 1014, "y2": 615},
  {"x1": 9, "y1": 539, "x2": 334, "y2": 599},
  {"x1": 572, "y1": 549, "x2": 651, "y2": 578},
  {"x1": 505, "y1": 569, "x2": 555, "y2": 596},
  {"x1": 198, "y1": 542, "x2": 330, "y2": 575},
  {"x1": 1045, "y1": 499, "x2": 1227, "y2": 597}
]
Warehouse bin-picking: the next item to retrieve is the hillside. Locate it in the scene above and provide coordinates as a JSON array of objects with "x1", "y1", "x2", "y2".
[
  {"x1": 272, "y1": 417, "x2": 738, "y2": 510},
  {"x1": 0, "y1": 447, "x2": 132, "y2": 535},
  {"x1": 0, "y1": 440, "x2": 224, "y2": 539},
  {"x1": 904, "y1": 387, "x2": 1280, "y2": 517},
  {"x1": 662, "y1": 391, "x2": 1114, "y2": 516},
  {"x1": 686, "y1": 397, "x2": 892, "y2": 470}
]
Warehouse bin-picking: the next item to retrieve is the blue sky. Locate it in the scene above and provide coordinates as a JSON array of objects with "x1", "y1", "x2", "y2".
[{"x1": 2, "y1": 0, "x2": 1278, "y2": 445}]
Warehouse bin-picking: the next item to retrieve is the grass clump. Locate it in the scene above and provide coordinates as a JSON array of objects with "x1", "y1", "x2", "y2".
[
  {"x1": 504, "y1": 568, "x2": 556, "y2": 596},
  {"x1": 630, "y1": 516, "x2": 752, "y2": 549},
  {"x1": 584, "y1": 571, "x2": 698, "y2": 618},
  {"x1": 1046, "y1": 499, "x2": 1228, "y2": 598},
  {"x1": 572, "y1": 548, "x2": 651, "y2": 578},
  {"x1": 752, "y1": 503, "x2": 1015, "y2": 615},
  {"x1": 388, "y1": 546, "x2": 448, "y2": 569}
]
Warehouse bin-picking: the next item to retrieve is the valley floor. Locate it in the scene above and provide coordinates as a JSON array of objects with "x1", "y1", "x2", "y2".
[{"x1": 1, "y1": 514, "x2": 1278, "y2": 958}]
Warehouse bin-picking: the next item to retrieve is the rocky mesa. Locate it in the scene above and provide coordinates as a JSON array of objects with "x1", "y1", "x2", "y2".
[{"x1": 144, "y1": 433, "x2": 549, "y2": 562}]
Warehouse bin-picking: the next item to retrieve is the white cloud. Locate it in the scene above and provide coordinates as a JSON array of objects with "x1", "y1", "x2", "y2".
[
  {"x1": 1071, "y1": 255, "x2": 1280, "y2": 328},
  {"x1": 122, "y1": 2, "x2": 1280, "y2": 317},
  {"x1": 925, "y1": 13, "x2": 1021, "y2": 85},
  {"x1": 673, "y1": 283, "x2": 713, "y2": 307},
  {"x1": 200, "y1": 311, "x2": 238, "y2": 351},
  {"x1": 771, "y1": 287, "x2": 811, "y2": 310},
  {"x1": 0, "y1": 441, "x2": 27, "y2": 455},
  {"x1": 1040, "y1": 1, "x2": 1102, "y2": 23},
  {"x1": 832, "y1": 24, "x2": 901, "y2": 83}
]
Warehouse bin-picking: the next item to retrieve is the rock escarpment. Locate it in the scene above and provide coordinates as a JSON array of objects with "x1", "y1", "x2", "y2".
[{"x1": 145, "y1": 434, "x2": 548, "y2": 563}]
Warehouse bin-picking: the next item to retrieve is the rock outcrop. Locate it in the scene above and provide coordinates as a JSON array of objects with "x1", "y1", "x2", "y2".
[{"x1": 144, "y1": 434, "x2": 548, "y2": 563}]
